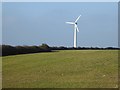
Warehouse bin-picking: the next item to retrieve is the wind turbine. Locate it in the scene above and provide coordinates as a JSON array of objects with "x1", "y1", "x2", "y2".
[{"x1": 66, "y1": 15, "x2": 81, "y2": 48}]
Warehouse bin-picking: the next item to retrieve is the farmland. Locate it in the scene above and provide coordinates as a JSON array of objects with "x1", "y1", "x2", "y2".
[{"x1": 2, "y1": 50, "x2": 118, "y2": 88}]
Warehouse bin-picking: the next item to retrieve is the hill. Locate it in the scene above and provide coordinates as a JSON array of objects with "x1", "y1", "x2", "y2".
[{"x1": 2, "y1": 50, "x2": 118, "y2": 88}]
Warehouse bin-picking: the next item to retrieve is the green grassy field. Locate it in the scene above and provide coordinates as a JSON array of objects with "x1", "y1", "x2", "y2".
[{"x1": 2, "y1": 50, "x2": 118, "y2": 88}]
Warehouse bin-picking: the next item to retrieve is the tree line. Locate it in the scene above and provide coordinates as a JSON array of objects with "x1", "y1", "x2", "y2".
[
  {"x1": 50, "y1": 46, "x2": 119, "y2": 50},
  {"x1": 0, "y1": 44, "x2": 119, "y2": 56},
  {"x1": 1, "y1": 44, "x2": 51, "y2": 56}
]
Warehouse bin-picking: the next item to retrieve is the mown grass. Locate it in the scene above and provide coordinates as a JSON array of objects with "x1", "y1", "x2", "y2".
[{"x1": 2, "y1": 50, "x2": 118, "y2": 88}]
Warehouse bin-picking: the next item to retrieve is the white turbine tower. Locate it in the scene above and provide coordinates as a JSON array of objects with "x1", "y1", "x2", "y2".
[{"x1": 66, "y1": 15, "x2": 81, "y2": 48}]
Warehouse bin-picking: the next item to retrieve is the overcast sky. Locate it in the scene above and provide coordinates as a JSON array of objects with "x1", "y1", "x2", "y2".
[{"x1": 2, "y1": 2, "x2": 118, "y2": 47}]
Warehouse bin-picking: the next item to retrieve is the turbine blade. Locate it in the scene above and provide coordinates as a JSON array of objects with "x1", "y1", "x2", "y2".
[
  {"x1": 66, "y1": 22, "x2": 74, "y2": 24},
  {"x1": 75, "y1": 15, "x2": 81, "y2": 23},
  {"x1": 76, "y1": 24, "x2": 79, "y2": 32}
]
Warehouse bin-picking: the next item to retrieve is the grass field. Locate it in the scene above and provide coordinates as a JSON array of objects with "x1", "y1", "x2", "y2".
[{"x1": 2, "y1": 50, "x2": 118, "y2": 88}]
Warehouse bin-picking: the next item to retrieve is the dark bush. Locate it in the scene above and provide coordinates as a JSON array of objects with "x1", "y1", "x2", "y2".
[
  {"x1": 0, "y1": 45, "x2": 2, "y2": 56},
  {"x1": 2, "y1": 44, "x2": 51, "y2": 56},
  {"x1": 2, "y1": 45, "x2": 17, "y2": 56},
  {"x1": 39, "y1": 44, "x2": 51, "y2": 51}
]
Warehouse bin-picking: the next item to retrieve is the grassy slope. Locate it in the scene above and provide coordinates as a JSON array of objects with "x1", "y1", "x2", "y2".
[
  {"x1": 2, "y1": 50, "x2": 118, "y2": 88},
  {"x1": 0, "y1": 57, "x2": 2, "y2": 89}
]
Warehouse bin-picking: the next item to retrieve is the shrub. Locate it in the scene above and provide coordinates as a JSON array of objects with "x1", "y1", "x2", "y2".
[
  {"x1": 2, "y1": 44, "x2": 51, "y2": 56},
  {"x1": 39, "y1": 44, "x2": 51, "y2": 51}
]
